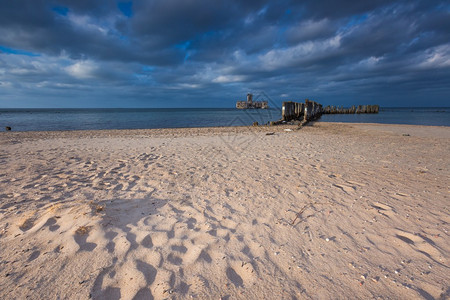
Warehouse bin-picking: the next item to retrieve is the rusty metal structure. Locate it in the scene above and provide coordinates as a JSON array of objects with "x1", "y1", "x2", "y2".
[{"x1": 236, "y1": 93, "x2": 268, "y2": 109}]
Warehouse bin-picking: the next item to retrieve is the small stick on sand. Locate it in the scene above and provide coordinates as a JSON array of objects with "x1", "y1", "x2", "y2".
[
  {"x1": 291, "y1": 201, "x2": 334, "y2": 225},
  {"x1": 291, "y1": 204, "x2": 310, "y2": 225}
]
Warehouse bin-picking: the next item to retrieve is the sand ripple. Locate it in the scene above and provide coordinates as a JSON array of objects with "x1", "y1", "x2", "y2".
[{"x1": 0, "y1": 123, "x2": 449, "y2": 299}]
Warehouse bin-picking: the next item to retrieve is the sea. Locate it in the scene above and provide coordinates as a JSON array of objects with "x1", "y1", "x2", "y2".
[{"x1": 0, "y1": 107, "x2": 449, "y2": 132}]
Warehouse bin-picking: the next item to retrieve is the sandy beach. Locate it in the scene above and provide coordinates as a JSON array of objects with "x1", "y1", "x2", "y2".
[{"x1": 0, "y1": 122, "x2": 448, "y2": 299}]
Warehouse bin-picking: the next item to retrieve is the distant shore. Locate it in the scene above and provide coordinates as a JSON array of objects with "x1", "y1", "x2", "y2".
[{"x1": 1, "y1": 122, "x2": 448, "y2": 299}]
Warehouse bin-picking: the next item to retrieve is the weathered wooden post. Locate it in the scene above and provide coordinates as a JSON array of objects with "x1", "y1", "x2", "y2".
[
  {"x1": 292, "y1": 102, "x2": 296, "y2": 118},
  {"x1": 288, "y1": 102, "x2": 293, "y2": 120},
  {"x1": 286, "y1": 102, "x2": 290, "y2": 120},
  {"x1": 304, "y1": 100, "x2": 308, "y2": 121},
  {"x1": 304, "y1": 99, "x2": 313, "y2": 121},
  {"x1": 283, "y1": 101, "x2": 298, "y2": 121},
  {"x1": 291, "y1": 102, "x2": 296, "y2": 119}
]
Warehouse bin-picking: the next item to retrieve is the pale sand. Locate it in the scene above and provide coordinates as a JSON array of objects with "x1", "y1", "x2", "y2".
[{"x1": 0, "y1": 123, "x2": 448, "y2": 299}]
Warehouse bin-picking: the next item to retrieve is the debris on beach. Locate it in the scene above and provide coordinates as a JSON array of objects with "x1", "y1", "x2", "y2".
[{"x1": 75, "y1": 226, "x2": 91, "y2": 235}]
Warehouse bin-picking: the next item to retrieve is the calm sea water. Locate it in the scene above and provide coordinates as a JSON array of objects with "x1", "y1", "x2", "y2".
[
  {"x1": 0, "y1": 107, "x2": 448, "y2": 132},
  {"x1": 320, "y1": 107, "x2": 450, "y2": 126},
  {"x1": 0, "y1": 108, "x2": 281, "y2": 132}
]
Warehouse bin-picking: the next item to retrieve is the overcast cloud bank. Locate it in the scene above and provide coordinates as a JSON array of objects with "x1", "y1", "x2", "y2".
[{"x1": 0, "y1": 0, "x2": 449, "y2": 107}]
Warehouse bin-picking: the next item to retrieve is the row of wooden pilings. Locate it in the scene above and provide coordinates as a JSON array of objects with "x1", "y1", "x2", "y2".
[
  {"x1": 281, "y1": 100, "x2": 380, "y2": 123},
  {"x1": 323, "y1": 105, "x2": 379, "y2": 114},
  {"x1": 282, "y1": 99, "x2": 323, "y2": 122}
]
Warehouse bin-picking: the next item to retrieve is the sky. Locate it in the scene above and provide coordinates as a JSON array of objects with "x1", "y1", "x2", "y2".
[{"x1": 0, "y1": 0, "x2": 449, "y2": 108}]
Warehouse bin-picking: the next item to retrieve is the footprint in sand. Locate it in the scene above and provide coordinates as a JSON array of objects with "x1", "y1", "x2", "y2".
[
  {"x1": 171, "y1": 244, "x2": 188, "y2": 253},
  {"x1": 133, "y1": 287, "x2": 152, "y2": 299},
  {"x1": 105, "y1": 231, "x2": 118, "y2": 253},
  {"x1": 167, "y1": 252, "x2": 183, "y2": 265},
  {"x1": 150, "y1": 231, "x2": 169, "y2": 247},
  {"x1": 371, "y1": 202, "x2": 395, "y2": 217},
  {"x1": 74, "y1": 226, "x2": 97, "y2": 252},
  {"x1": 136, "y1": 259, "x2": 157, "y2": 286},
  {"x1": 98, "y1": 286, "x2": 121, "y2": 300},
  {"x1": 183, "y1": 244, "x2": 213, "y2": 265},
  {"x1": 332, "y1": 183, "x2": 356, "y2": 194},
  {"x1": 189, "y1": 275, "x2": 215, "y2": 298},
  {"x1": 186, "y1": 217, "x2": 197, "y2": 230},
  {"x1": 198, "y1": 249, "x2": 212, "y2": 263},
  {"x1": 245, "y1": 240, "x2": 266, "y2": 258},
  {"x1": 346, "y1": 180, "x2": 366, "y2": 187},
  {"x1": 137, "y1": 153, "x2": 160, "y2": 167},
  {"x1": 226, "y1": 267, "x2": 244, "y2": 288},
  {"x1": 225, "y1": 260, "x2": 258, "y2": 288},
  {"x1": 141, "y1": 234, "x2": 153, "y2": 248},
  {"x1": 235, "y1": 260, "x2": 257, "y2": 282},
  {"x1": 395, "y1": 230, "x2": 444, "y2": 263},
  {"x1": 43, "y1": 217, "x2": 60, "y2": 232},
  {"x1": 19, "y1": 215, "x2": 37, "y2": 232},
  {"x1": 392, "y1": 192, "x2": 412, "y2": 201},
  {"x1": 113, "y1": 183, "x2": 126, "y2": 191},
  {"x1": 150, "y1": 268, "x2": 177, "y2": 298},
  {"x1": 28, "y1": 250, "x2": 41, "y2": 262}
]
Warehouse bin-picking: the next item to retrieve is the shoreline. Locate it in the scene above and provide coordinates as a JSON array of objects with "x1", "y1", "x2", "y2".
[
  {"x1": 1, "y1": 122, "x2": 448, "y2": 299},
  {"x1": 1, "y1": 122, "x2": 449, "y2": 140}
]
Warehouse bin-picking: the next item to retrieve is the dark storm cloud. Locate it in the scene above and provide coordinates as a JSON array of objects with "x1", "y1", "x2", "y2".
[
  {"x1": 0, "y1": 0, "x2": 449, "y2": 107},
  {"x1": 0, "y1": 0, "x2": 185, "y2": 65},
  {"x1": 300, "y1": 0, "x2": 399, "y2": 19}
]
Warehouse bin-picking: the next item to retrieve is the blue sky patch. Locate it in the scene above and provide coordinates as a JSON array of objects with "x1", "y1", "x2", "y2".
[
  {"x1": 118, "y1": 1, "x2": 133, "y2": 17},
  {"x1": 52, "y1": 6, "x2": 69, "y2": 16},
  {"x1": 0, "y1": 46, "x2": 40, "y2": 57},
  {"x1": 344, "y1": 14, "x2": 369, "y2": 29}
]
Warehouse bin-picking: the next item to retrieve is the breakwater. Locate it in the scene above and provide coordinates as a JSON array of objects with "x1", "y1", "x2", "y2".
[
  {"x1": 281, "y1": 99, "x2": 323, "y2": 122},
  {"x1": 323, "y1": 105, "x2": 379, "y2": 114},
  {"x1": 279, "y1": 100, "x2": 379, "y2": 124}
]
